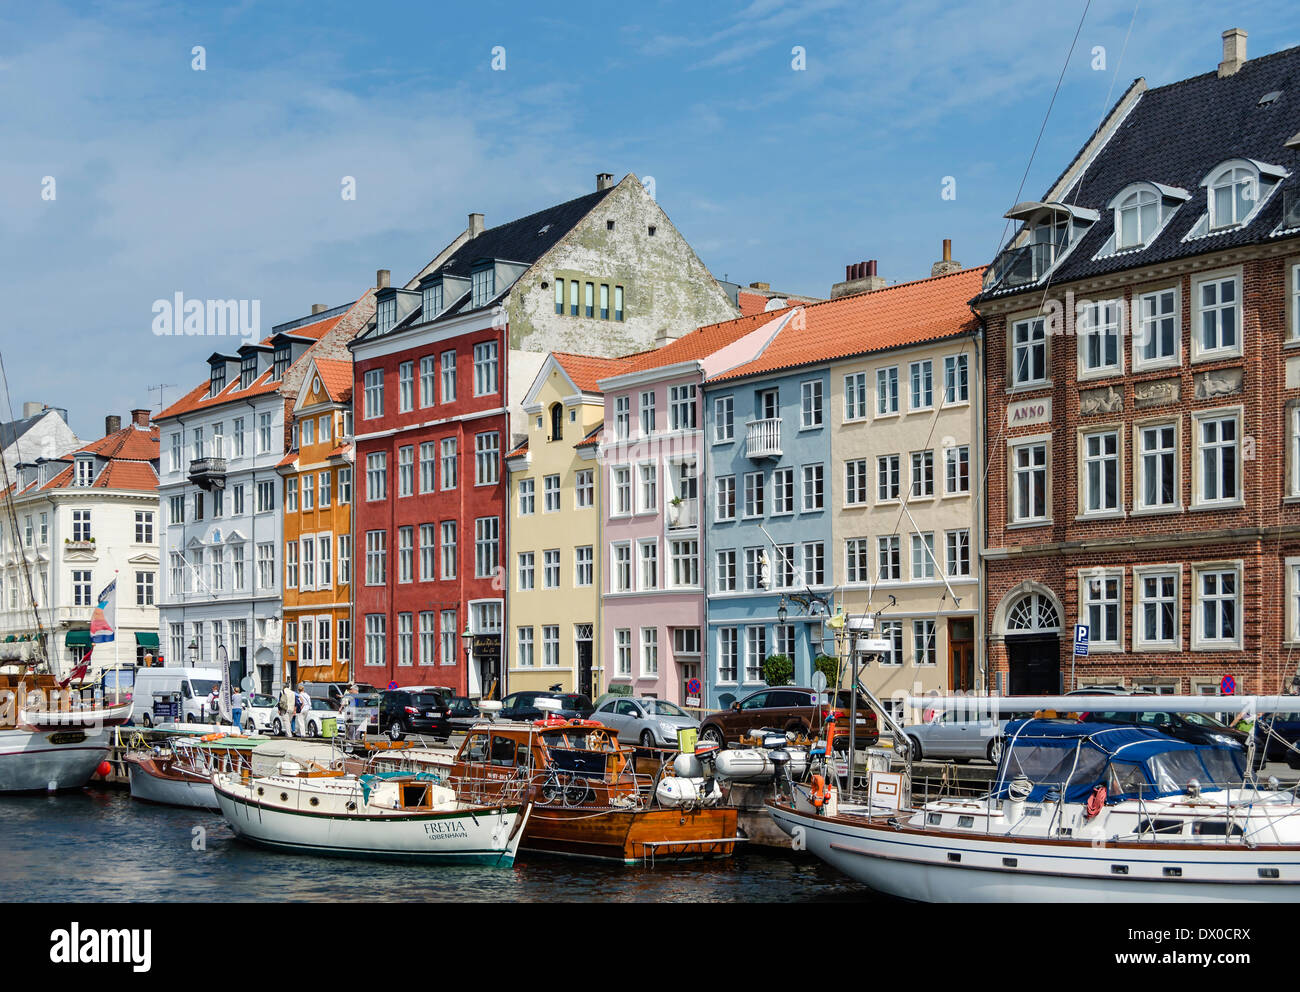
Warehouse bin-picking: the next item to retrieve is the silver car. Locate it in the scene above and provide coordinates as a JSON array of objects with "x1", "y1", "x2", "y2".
[
  {"x1": 903, "y1": 706, "x2": 1031, "y2": 764},
  {"x1": 593, "y1": 697, "x2": 699, "y2": 748}
]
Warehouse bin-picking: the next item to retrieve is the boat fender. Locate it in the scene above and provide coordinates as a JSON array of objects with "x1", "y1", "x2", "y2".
[
  {"x1": 810, "y1": 773, "x2": 830, "y2": 810},
  {"x1": 1085, "y1": 784, "x2": 1107, "y2": 820}
]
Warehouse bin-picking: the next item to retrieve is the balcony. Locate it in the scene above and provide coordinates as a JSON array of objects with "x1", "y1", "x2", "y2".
[
  {"x1": 188, "y1": 456, "x2": 228, "y2": 490},
  {"x1": 745, "y1": 418, "x2": 782, "y2": 459},
  {"x1": 667, "y1": 497, "x2": 698, "y2": 530},
  {"x1": 982, "y1": 242, "x2": 1060, "y2": 293}
]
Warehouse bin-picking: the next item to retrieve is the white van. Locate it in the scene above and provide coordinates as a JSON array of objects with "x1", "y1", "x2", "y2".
[{"x1": 130, "y1": 667, "x2": 225, "y2": 725}]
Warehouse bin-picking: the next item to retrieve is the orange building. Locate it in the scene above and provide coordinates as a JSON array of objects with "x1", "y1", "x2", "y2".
[{"x1": 278, "y1": 357, "x2": 355, "y2": 686}]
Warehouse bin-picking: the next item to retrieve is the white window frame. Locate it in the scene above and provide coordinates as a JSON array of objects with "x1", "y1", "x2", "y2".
[
  {"x1": 1133, "y1": 564, "x2": 1181, "y2": 652},
  {"x1": 1191, "y1": 407, "x2": 1243, "y2": 510},
  {"x1": 1132, "y1": 285, "x2": 1181, "y2": 372},
  {"x1": 1191, "y1": 269, "x2": 1243, "y2": 362},
  {"x1": 1192, "y1": 561, "x2": 1243, "y2": 651}
]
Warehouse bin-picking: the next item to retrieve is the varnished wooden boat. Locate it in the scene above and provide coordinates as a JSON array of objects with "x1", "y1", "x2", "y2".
[{"x1": 126, "y1": 734, "x2": 269, "y2": 809}]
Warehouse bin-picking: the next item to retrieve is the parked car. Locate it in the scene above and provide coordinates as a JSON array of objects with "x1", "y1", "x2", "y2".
[
  {"x1": 499, "y1": 691, "x2": 594, "y2": 722},
  {"x1": 698, "y1": 687, "x2": 878, "y2": 747},
  {"x1": 446, "y1": 696, "x2": 481, "y2": 733},
  {"x1": 241, "y1": 693, "x2": 280, "y2": 734},
  {"x1": 304, "y1": 682, "x2": 378, "y2": 707},
  {"x1": 131, "y1": 667, "x2": 225, "y2": 725},
  {"x1": 903, "y1": 706, "x2": 1033, "y2": 764},
  {"x1": 378, "y1": 688, "x2": 451, "y2": 741},
  {"x1": 303, "y1": 698, "x2": 342, "y2": 737},
  {"x1": 340, "y1": 691, "x2": 381, "y2": 736},
  {"x1": 1079, "y1": 708, "x2": 1247, "y2": 750},
  {"x1": 1253, "y1": 711, "x2": 1300, "y2": 765},
  {"x1": 593, "y1": 696, "x2": 699, "y2": 748}
]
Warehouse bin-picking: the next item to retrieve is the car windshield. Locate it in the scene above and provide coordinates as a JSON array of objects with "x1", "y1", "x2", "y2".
[
  {"x1": 832, "y1": 691, "x2": 871, "y2": 711},
  {"x1": 310, "y1": 699, "x2": 333, "y2": 711},
  {"x1": 1175, "y1": 712, "x2": 1231, "y2": 729},
  {"x1": 411, "y1": 694, "x2": 445, "y2": 708},
  {"x1": 354, "y1": 694, "x2": 379, "y2": 706},
  {"x1": 190, "y1": 679, "x2": 220, "y2": 696},
  {"x1": 548, "y1": 694, "x2": 591, "y2": 710},
  {"x1": 250, "y1": 694, "x2": 274, "y2": 707},
  {"x1": 645, "y1": 700, "x2": 687, "y2": 717}
]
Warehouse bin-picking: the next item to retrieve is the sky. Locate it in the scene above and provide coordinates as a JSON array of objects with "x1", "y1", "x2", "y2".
[{"x1": 0, "y1": 0, "x2": 1297, "y2": 440}]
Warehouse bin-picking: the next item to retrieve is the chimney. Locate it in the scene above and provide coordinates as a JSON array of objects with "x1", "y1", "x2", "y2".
[
  {"x1": 596, "y1": 173, "x2": 615, "y2": 191},
  {"x1": 130, "y1": 409, "x2": 151, "y2": 428},
  {"x1": 748, "y1": 281, "x2": 771, "y2": 292},
  {"x1": 310, "y1": 303, "x2": 328, "y2": 315},
  {"x1": 105, "y1": 414, "x2": 122, "y2": 435},
  {"x1": 468, "y1": 213, "x2": 485, "y2": 238},
  {"x1": 376, "y1": 269, "x2": 390, "y2": 290},
  {"x1": 22, "y1": 402, "x2": 43, "y2": 419},
  {"x1": 930, "y1": 238, "x2": 963, "y2": 277},
  {"x1": 831, "y1": 259, "x2": 887, "y2": 298},
  {"x1": 1218, "y1": 28, "x2": 1246, "y2": 77}
]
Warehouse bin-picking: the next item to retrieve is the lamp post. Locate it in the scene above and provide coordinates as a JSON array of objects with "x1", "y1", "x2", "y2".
[
  {"x1": 461, "y1": 622, "x2": 474, "y2": 696},
  {"x1": 186, "y1": 638, "x2": 197, "y2": 666},
  {"x1": 777, "y1": 597, "x2": 788, "y2": 626}
]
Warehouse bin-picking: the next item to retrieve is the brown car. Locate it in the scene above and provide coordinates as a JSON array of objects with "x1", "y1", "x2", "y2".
[{"x1": 699, "y1": 686, "x2": 878, "y2": 747}]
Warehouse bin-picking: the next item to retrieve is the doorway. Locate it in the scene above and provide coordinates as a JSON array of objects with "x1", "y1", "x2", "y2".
[
  {"x1": 948, "y1": 619, "x2": 974, "y2": 692},
  {"x1": 1007, "y1": 636, "x2": 1061, "y2": 696}
]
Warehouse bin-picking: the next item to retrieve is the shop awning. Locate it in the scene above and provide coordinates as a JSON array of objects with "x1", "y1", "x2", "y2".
[
  {"x1": 64, "y1": 630, "x2": 91, "y2": 647},
  {"x1": 135, "y1": 632, "x2": 160, "y2": 648}
]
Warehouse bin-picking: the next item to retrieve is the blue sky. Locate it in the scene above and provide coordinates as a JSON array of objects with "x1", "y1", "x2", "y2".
[{"x1": 0, "y1": 0, "x2": 1296, "y2": 439}]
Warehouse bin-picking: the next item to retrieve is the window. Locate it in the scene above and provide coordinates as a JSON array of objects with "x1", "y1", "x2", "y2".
[
  {"x1": 801, "y1": 541, "x2": 825, "y2": 586},
  {"x1": 569, "y1": 280, "x2": 579, "y2": 316},
  {"x1": 612, "y1": 543, "x2": 633, "y2": 592},
  {"x1": 398, "y1": 361, "x2": 414, "y2": 413},
  {"x1": 232, "y1": 485, "x2": 245, "y2": 515},
  {"x1": 338, "y1": 619, "x2": 352, "y2": 665},
  {"x1": 418, "y1": 613, "x2": 435, "y2": 666},
  {"x1": 801, "y1": 380, "x2": 823, "y2": 428},
  {"x1": 299, "y1": 538, "x2": 314, "y2": 589},
  {"x1": 877, "y1": 367, "x2": 899, "y2": 415},
  {"x1": 640, "y1": 391, "x2": 657, "y2": 436},
  {"x1": 744, "y1": 627, "x2": 766, "y2": 682},
  {"x1": 612, "y1": 466, "x2": 632, "y2": 515},
  {"x1": 638, "y1": 463, "x2": 657, "y2": 513},
  {"x1": 169, "y1": 432, "x2": 182, "y2": 472},
  {"x1": 1208, "y1": 164, "x2": 1257, "y2": 230},
  {"x1": 338, "y1": 467, "x2": 352, "y2": 504},
  {"x1": 911, "y1": 533, "x2": 936, "y2": 579},
  {"x1": 71, "y1": 570, "x2": 93, "y2": 607},
  {"x1": 1136, "y1": 569, "x2": 1178, "y2": 648},
  {"x1": 1115, "y1": 186, "x2": 1160, "y2": 249},
  {"x1": 615, "y1": 285, "x2": 624, "y2": 321},
  {"x1": 473, "y1": 341, "x2": 499, "y2": 396},
  {"x1": 424, "y1": 280, "x2": 444, "y2": 321},
  {"x1": 1195, "y1": 567, "x2": 1239, "y2": 647},
  {"x1": 192, "y1": 426, "x2": 204, "y2": 461},
  {"x1": 440, "y1": 351, "x2": 457, "y2": 403},
  {"x1": 943, "y1": 529, "x2": 971, "y2": 577},
  {"x1": 1079, "y1": 300, "x2": 1121, "y2": 374},
  {"x1": 1196, "y1": 412, "x2": 1239, "y2": 506},
  {"x1": 376, "y1": 297, "x2": 397, "y2": 335},
  {"x1": 285, "y1": 542, "x2": 298, "y2": 588},
  {"x1": 877, "y1": 536, "x2": 901, "y2": 582},
  {"x1": 193, "y1": 491, "x2": 204, "y2": 522},
  {"x1": 944, "y1": 354, "x2": 969, "y2": 404},
  {"x1": 440, "y1": 611, "x2": 457, "y2": 665},
  {"x1": 1082, "y1": 430, "x2": 1120, "y2": 514},
  {"x1": 257, "y1": 543, "x2": 275, "y2": 589},
  {"x1": 877, "y1": 454, "x2": 900, "y2": 502},
  {"x1": 318, "y1": 535, "x2": 331, "y2": 587},
  {"x1": 230, "y1": 543, "x2": 246, "y2": 591},
  {"x1": 715, "y1": 549, "x2": 736, "y2": 592},
  {"x1": 771, "y1": 467, "x2": 794, "y2": 514},
  {"x1": 614, "y1": 396, "x2": 630, "y2": 440},
  {"x1": 1292, "y1": 263, "x2": 1300, "y2": 341},
  {"x1": 363, "y1": 369, "x2": 384, "y2": 419},
  {"x1": 1194, "y1": 274, "x2": 1240, "y2": 357},
  {"x1": 844, "y1": 373, "x2": 868, "y2": 421},
  {"x1": 670, "y1": 384, "x2": 696, "y2": 431},
  {"x1": 543, "y1": 474, "x2": 560, "y2": 513},
  {"x1": 74, "y1": 459, "x2": 94, "y2": 487},
  {"x1": 743, "y1": 472, "x2": 764, "y2": 518},
  {"x1": 72, "y1": 509, "x2": 91, "y2": 542},
  {"x1": 909, "y1": 360, "x2": 933, "y2": 410},
  {"x1": 338, "y1": 534, "x2": 351, "y2": 585},
  {"x1": 239, "y1": 355, "x2": 257, "y2": 389},
  {"x1": 418, "y1": 524, "x2": 436, "y2": 581},
  {"x1": 709, "y1": 476, "x2": 734, "y2": 524},
  {"x1": 1012, "y1": 317, "x2": 1047, "y2": 386},
  {"x1": 944, "y1": 445, "x2": 970, "y2": 494},
  {"x1": 575, "y1": 470, "x2": 594, "y2": 508},
  {"x1": 258, "y1": 413, "x2": 273, "y2": 453},
  {"x1": 575, "y1": 546, "x2": 594, "y2": 587},
  {"x1": 910, "y1": 450, "x2": 934, "y2": 498},
  {"x1": 475, "y1": 517, "x2": 499, "y2": 579},
  {"x1": 758, "y1": 388, "x2": 779, "y2": 421},
  {"x1": 584, "y1": 282, "x2": 594, "y2": 318},
  {"x1": 802, "y1": 464, "x2": 824, "y2": 512},
  {"x1": 714, "y1": 396, "x2": 734, "y2": 442},
  {"x1": 365, "y1": 452, "x2": 386, "y2": 501},
  {"x1": 615, "y1": 629, "x2": 632, "y2": 676},
  {"x1": 135, "y1": 571, "x2": 154, "y2": 606},
  {"x1": 641, "y1": 628, "x2": 659, "y2": 676},
  {"x1": 913, "y1": 620, "x2": 936, "y2": 666},
  {"x1": 879, "y1": 621, "x2": 904, "y2": 666},
  {"x1": 364, "y1": 530, "x2": 386, "y2": 585},
  {"x1": 638, "y1": 540, "x2": 658, "y2": 589},
  {"x1": 1138, "y1": 423, "x2": 1177, "y2": 510},
  {"x1": 518, "y1": 478, "x2": 535, "y2": 516},
  {"x1": 554, "y1": 280, "x2": 565, "y2": 316},
  {"x1": 440, "y1": 521, "x2": 457, "y2": 580},
  {"x1": 475, "y1": 432, "x2": 499, "y2": 485},
  {"x1": 134, "y1": 511, "x2": 153, "y2": 543},
  {"x1": 365, "y1": 615, "x2": 386, "y2": 668},
  {"x1": 517, "y1": 552, "x2": 535, "y2": 590},
  {"x1": 845, "y1": 538, "x2": 871, "y2": 584},
  {"x1": 517, "y1": 626, "x2": 535, "y2": 667},
  {"x1": 1082, "y1": 572, "x2": 1121, "y2": 646},
  {"x1": 1011, "y1": 441, "x2": 1048, "y2": 522},
  {"x1": 419, "y1": 355, "x2": 437, "y2": 407},
  {"x1": 440, "y1": 438, "x2": 457, "y2": 490},
  {"x1": 845, "y1": 460, "x2": 869, "y2": 506},
  {"x1": 232, "y1": 418, "x2": 245, "y2": 457},
  {"x1": 1136, "y1": 288, "x2": 1178, "y2": 367},
  {"x1": 319, "y1": 471, "x2": 331, "y2": 507},
  {"x1": 718, "y1": 628, "x2": 738, "y2": 682},
  {"x1": 670, "y1": 539, "x2": 699, "y2": 587},
  {"x1": 471, "y1": 266, "x2": 496, "y2": 308},
  {"x1": 285, "y1": 477, "x2": 298, "y2": 513},
  {"x1": 743, "y1": 547, "x2": 763, "y2": 591},
  {"x1": 543, "y1": 549, "x2": 560, "y2": 588},
  {"x1": 397, "y1": 526, "x2": 413, "y2": 584}
]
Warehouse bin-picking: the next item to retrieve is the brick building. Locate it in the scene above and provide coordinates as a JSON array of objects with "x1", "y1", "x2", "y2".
[{"x1": 976, "y1": 30, "x2": 1300, "y2": 697}]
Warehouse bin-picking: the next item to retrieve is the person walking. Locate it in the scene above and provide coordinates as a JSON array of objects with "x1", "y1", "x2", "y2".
[
  {"x1": 296, "y1": 683, "x2": 312, "y2": 737},
  {"x1": 231, "y1": 686, "x2": 245, "y2": 733},
  {"x1": 278, "y1": 684, "x2": 296, "y2": 736}
]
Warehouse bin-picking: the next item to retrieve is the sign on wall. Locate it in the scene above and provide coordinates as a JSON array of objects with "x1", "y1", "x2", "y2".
[{"x1": 1008, "y1": 397, "x2": 1052, "y2": 427}]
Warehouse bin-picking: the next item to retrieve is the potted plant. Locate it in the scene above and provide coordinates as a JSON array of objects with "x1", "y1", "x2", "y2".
[{"x1": 667, "y1": 496, "x2": 683, "y2": 525}]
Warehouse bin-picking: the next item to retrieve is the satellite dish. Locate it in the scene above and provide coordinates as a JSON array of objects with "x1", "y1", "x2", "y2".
[
  {"x1": 763, "y1": 297, "x2": 788, "y2": 312},
  {"x1": 240, "y1": 676, "x2": 255, "y2": 692},
  {"x1": 811, "y1": 671, "x2": 828, "y2": 694}
]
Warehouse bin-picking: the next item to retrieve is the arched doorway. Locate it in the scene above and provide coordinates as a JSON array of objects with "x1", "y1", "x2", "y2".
[{"x1": 1000, "y1": 590, "x2": 1062, "y2": 696}]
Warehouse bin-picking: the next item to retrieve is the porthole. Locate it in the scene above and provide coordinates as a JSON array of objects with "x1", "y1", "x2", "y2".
[
  {"x1": 309, "y1": 797, "x2": 319, "y2": 807},
  {"x1": 256, "y1": 787, "x2": 264, "y2": 796},
  {"x1": 280, "y1": 792, "x2": 288, "y2": 802},
  {"x1": 957, "y1": 815, "x2": 974, "y2": 828},
  {"x1": 1259, "y1": 868, "x2": 1280, "y2": 879},
  {"x1": 346, "y1": 801, "x2": 357, "y2": 811},
  {"x1": 1112, "y1": 864, "x2": 1129, "y2": 875},
  {"x1": 1162, "y1": 866, "x2": 1182, "y2": 877},
  {"x1": 926, "y1": 812, "x2": 942, "y2": 826}
]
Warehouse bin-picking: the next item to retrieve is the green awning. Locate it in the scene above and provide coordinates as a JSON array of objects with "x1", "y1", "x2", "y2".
[
  {"x1": 135, "y1": 632, "x2": 160, "y2": 648},
  {"x1": 65, "y1": 630, "x2": 91, "y2": 646}
]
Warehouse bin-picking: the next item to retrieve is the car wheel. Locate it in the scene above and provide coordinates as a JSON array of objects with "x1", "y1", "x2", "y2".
[
  {"x1": 308, "y1": 721, "x2": 318, "y2": 737},
  {"x1": 388, "y1": 719, "x2": 405, "y2": 742},
  {"x1": 639, "y1": 730, "x2": 655, "y2": 748},
  {"x1": 987, "y1": 738, "x2": 1003, "y2": 765},
  {"x1": 908, "y1": 736, "x2": 924, "y2": 762},
  {"x1": 272, "y1": 718, "x2": 282, "y2": 736},
  {"x1": 700, "y1": 726, "x2": 725, "y2": 747},
  {"x1": 245, "y1": 720, "x2": 256, "y2": 733},
  {"x1": 141, "y1": 714, "x2": 153, "y2": 728}
]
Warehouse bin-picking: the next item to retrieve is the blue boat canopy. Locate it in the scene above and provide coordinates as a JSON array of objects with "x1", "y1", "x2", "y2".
[{"x1": 992, "y1": 719, "x2": 1246, "y2": 804}]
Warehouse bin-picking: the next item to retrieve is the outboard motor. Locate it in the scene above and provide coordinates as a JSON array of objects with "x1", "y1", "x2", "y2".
[
  {"x1": 769, "y1": 747, "x2": 793, "y2": 796},
  {"x1": 694, "y1": 741, "x2": 721, "y2": 770}
]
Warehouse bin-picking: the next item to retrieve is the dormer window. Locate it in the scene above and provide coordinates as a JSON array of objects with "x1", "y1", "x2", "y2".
[
  {"x1": 272, "y1": 344, "x2": 290, "y2": 382},
  {"x1": 74, "y1": 458, "x2": 95, "y2": 487},
  {"x1": 376, "y1": 296, "x2": 397, "y2": 334},
  {"x1": 1116, "y1": 187, "x2": 1158, "y2": 248},
  {"x1": 471, "y1": 266, "x2": 495, "y2": 309},
  {"x1": 422, "y1": 281, "x2": 443, "y2": 321},
  {"x1": 1209, "y1": 164, "x2": 1258, "y2": 230},
  {"x1": 210, "y1": 363, "x2": 226, "y2": 397},
  {"x1": 985, "y1": 202, "x2": 1098, "y2": 292},
  {"x1": 240, "y1": 354, "x2": 258, "y2": 388}
]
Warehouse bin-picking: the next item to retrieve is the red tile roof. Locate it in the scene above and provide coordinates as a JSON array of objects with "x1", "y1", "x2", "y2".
[
  {"x1": 76, "y1": 425, "x2": 158, "y2": 461},
  {"x1": 708, "y1": 266, "x2": 986, "y2": 383},
  {"x1": 575, "y1": 424, "x2": 603, "y2": 448},
  {"x1": 311, "y1": 358, "x2": 354, "y2": 403},
  {"x1": 737, "y1": 289, "x2": 820, "y2": 317},
  {"x1": 551, "y1": 353, "x2": 636, "y2": 393},
  {"x1": 506, "y1": 439, "x2": 529, "y2": 459},
  {"x1": 21, "y1": 423, "x2": 160, "y2": 495},
  {"x1": 612, "y1": 305, "x2": 799, "y2": 378}
]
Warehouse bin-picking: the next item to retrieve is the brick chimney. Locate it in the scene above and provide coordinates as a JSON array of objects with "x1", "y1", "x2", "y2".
[
  {"x1": 468, "y1": 213, "x2": 485, "y2": 238},
  {"x1": 310, "y1": 304, "x2": 328, "y2": 315},
  {"x1": 831, "y1": 259, "x2": 887, "y2": 298},
  {"x1": 1218, "y1": 28, "x2": 1246, "y2": 77},
  {"x1": 596, "y1": 172, "x2": 615, "y2": 191},
  {"x1": 376, "y1": 269, "x2": 390, "y2": 290},
  {"x1": 748, "y1": 281, "x2": 771, "y2": 292},
  {"x1": 930, "y1": 239, "x2": 963, "y2": 277},
  {"x1": 105, "y1": 414, "x2": 121, "y2": 435},
  {"x1": 131, "y1": 409, "x2": 151, "y2": 428}
]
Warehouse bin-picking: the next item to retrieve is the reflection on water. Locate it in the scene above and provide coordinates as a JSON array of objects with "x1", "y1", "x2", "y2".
[{"x1": 0, "y1": 788, "x2": 872, "y2": 903}]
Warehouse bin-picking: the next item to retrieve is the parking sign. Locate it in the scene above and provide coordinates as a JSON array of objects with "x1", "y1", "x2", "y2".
[{"x1": 1073, "y1": 624, "x2": 1089, "y2": 657}]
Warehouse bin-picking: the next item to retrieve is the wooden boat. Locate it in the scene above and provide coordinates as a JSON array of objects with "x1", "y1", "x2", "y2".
[
  {"x1": 212, "y1": 763, "x2": 528, "y2": 865},
  {"x1": 390, "y1": 717, "x2": 742, "y2": 864},
  {"x1": 126, "y1": 733, "x2": 270, "y2": 810}
]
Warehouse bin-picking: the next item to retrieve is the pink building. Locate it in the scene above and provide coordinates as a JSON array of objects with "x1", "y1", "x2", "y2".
[{"x1": 597, "y1": 309, "x2": 796, "y2": 704}]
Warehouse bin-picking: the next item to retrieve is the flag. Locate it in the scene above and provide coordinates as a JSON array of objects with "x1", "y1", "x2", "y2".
[
  {"x1": 90, "y1": 579, "x2": 117, "y2": 644},
  {"x1": 59, "y1": 648, "x2": 90, "y2": 688}
]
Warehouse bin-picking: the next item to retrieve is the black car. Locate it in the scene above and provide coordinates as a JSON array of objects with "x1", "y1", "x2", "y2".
[
  {"x1": 446, "y1": 696, "x2": 481, "y2": 732},
  {"x1": 499, "y1": 691, "x2": 594, "y2": 722},
  {"x1": 378, "y1": 689, "x2": 451, "y2": 741},
  {"x1": 1252, "y1": 711, "x2": 1300, "y2": 765},
  {"x1": 1081, "y1": 709, "x2": 1247, "y2": 749}
]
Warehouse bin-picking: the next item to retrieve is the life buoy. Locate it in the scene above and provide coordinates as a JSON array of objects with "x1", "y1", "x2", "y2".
[
  {"x1": 1085, "y1": 784, "x2": 1106, "y2": 820},
  {"x1": 199, "y1": 733, "x2": 224, "y2": 743},
  {"x1": 532, "y1": 716, "x2": 568, "y2": 728}
]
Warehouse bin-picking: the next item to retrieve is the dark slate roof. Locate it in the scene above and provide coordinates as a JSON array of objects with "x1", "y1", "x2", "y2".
[
  {"x1": 0, "y1": 411, "x2": 53, "y2": 450},
  {"x1": 979, "y1": 44, "x2": 1300, "y2": 301}
]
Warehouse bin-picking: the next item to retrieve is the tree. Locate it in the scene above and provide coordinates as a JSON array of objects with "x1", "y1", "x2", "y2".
[
  {"x1": 762, "y1": 654, "x2": 795, "y2": 686},
  {"x1": 814, "y1": 654, "x2": 840, "y2": 686}
]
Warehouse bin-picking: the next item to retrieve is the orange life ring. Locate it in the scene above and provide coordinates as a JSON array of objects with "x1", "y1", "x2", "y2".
[{"x1": 199, "y1": 733, "x2": 224, "y2": 743}]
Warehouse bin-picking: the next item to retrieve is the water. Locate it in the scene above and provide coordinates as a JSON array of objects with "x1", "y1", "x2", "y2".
[{"x1": 0, "y1": 787, "x2": 872, "y2": 903}]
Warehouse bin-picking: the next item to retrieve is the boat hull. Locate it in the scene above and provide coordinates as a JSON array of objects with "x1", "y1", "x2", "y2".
[
  {"x1": 523, "y1": 804, "x2": 739, "y2": 864},
  {"x1": 214, "y1": 783, "x2": 525, "y2": 866},
  {"x1": 769, "y1": 802, "x2": 1300, "y2": 903},
  {"x1": 127, "y1": 758, "x2": 218, "y2": 810},
  {"x1": 0, "y1": 727, "x2": 110, "y2": 793}
]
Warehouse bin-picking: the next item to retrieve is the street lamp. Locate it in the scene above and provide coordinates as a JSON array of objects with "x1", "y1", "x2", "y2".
[
  {"x1": 461, "y1": 622, "x2": 473, "y2": 660},
  {"x1": 187, "y1": 638, "x2": 197, "y2": 665},
  {"x1": 777, "y1": 597, "x2": 788, "y2": 626}
]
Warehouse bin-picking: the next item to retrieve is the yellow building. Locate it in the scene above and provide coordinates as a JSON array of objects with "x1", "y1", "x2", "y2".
[
  {"x1": 505, "y1": 353, "x2": 630, "y2": 697},
  {"x1": 279, "y1": 357, "x2": 355, "y2": 687}
]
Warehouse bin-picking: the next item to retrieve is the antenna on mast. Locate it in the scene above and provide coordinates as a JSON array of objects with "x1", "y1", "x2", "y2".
[{"x1": 147, "y1": 383, "x2": 176, "y2": 412}]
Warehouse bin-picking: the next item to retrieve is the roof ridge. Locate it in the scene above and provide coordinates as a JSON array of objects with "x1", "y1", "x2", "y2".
[
  {"x1": 480, "y1": 186, "x2": 613, "y2": 235},
  {"x1": 800, "y1": 264, "x2": 989, "y2": 311}
]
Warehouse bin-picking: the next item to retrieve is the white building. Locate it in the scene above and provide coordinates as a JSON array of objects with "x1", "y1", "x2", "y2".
[
  {"x1": 0, "y1": 402, "x2": 81, "y2": 477},
  {"x1": 0, "y1": 410, "x2": 159, "y2": 678}
]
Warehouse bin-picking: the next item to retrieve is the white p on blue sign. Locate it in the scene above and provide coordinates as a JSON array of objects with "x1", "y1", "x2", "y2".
[{"x1": 1073, "y1": 624, "x2": 1089, "y2": 657}]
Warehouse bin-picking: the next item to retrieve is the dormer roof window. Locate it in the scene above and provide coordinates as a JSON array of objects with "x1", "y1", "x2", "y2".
[
  {"x1": 471, "y1": 263, "x2": 496, "y2": 309},
  {"x1": 209, "y1": 362, "x2": 227, "y2": 397},
  {"x1": 422, "y1": 280, "x2": 444, "y2": 322},
  {"x1": 1095, "y1": 182, "x2": 1191, "y2": 256},
  {"x1": 376, "y1": 296, "x2": 397, "y2": 335},
  {"x1": 272, "y1": 343, "x2": 291, "y2": 382},
  {"x1": 1185, "y1": 158, "x2": 1288, "y2": 238},
  {"x1": 240, "y1": 353, "x2": 258, "y2": 389},
  {"x1": 983, "y1": 202, "x2": 1098, "y2": 292},
  {"x1": 74, "y1": 458, "x2": 95, "y2": 487}
]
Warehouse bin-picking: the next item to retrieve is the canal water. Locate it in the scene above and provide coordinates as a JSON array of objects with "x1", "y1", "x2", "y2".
[{"x1": 0, "y1": 787, "x2": 872, "y2": 902}]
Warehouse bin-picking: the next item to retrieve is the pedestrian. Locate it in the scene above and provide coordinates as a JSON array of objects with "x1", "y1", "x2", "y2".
[
  {"x1": 231, "y1": 686, "x2": 244, "y2": 733},
  {"x1": 297, "y1": 683, "x2": 312, "y2": 737},
  {"x1": 278, "y1": 683, "x2": 296, "y2": 736},
  {"x1": 207, "y1": 685, "x2": 220, "y2": 725}
]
